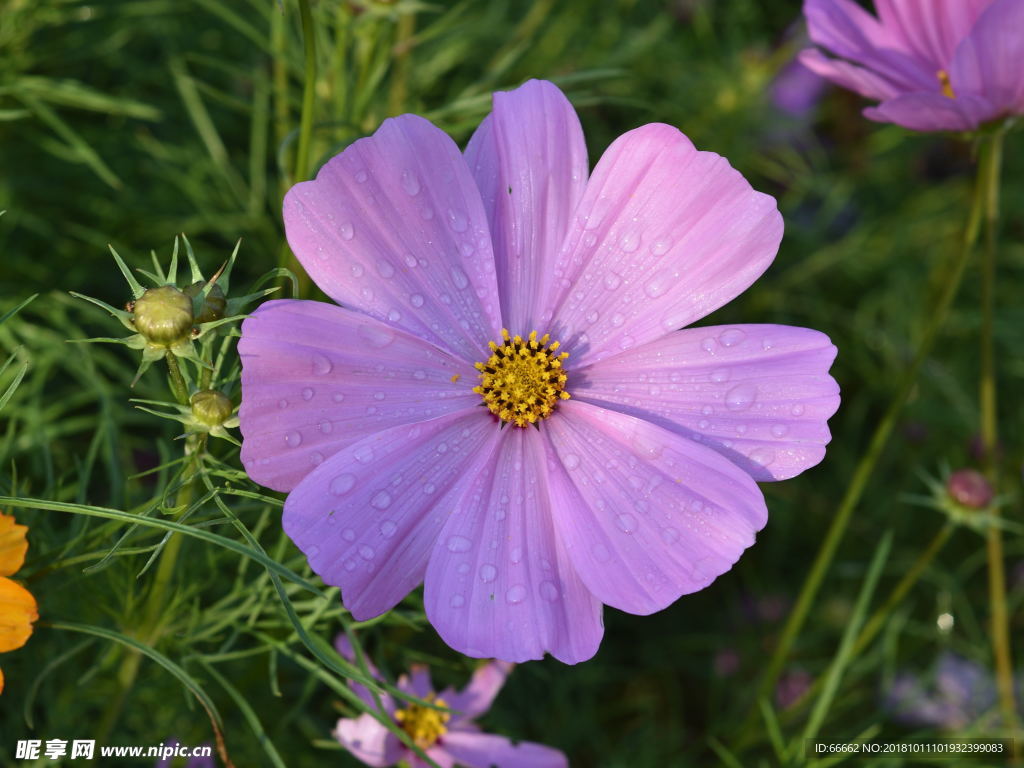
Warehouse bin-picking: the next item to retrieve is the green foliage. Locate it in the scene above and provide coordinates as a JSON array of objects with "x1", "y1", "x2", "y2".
[{"x1": 0, "y1": 0, "x2": 1021, "y2": 766}]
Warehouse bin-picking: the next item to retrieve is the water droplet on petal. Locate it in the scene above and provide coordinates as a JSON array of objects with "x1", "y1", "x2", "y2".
[
  {"x1": 749, "y1": 448, "x2": 776, "y2": 467},
  {"x1": 376, "y1": 259, "x2": 395, "y2": 278},
  {"x1": 563, "y1": 453, "x2": 580, "y2": 471},
  {"x1": 340, "y1": 222, "x2": 354, "y2": 240},
  {"x1": 616, "y1": 513, "x2": 638, "y2": 533},
  {"x1": 610, "y1": 313, "x2": 625, "y2": 327},
  {"x1": 661, "y1": 527, "x2": 680, "y2": 544},
  {"x1": 310, "y1": 451, "x2": 324, "y2": 466},
  {"x1": 358, "y1": 324, "x2": 395, "y2": 348},
  {"x1": 410, "y1": 293, "x2": 425, "y2": 308},
  {"x1": 701, "y1": 338, "x2": 716, "y2": 354},
  {"x1": 354, "y1": 170, "x2": 368, "y2": 183},
  {"x1": 358, "y1": 544, "x2": 375, "y2": 560},
  {"x1": 450, "y1": 267, "x2": 469, "y2": 290},
  {"x1": 379, "y1": 520, "x2": 397, "y2": 537},
  {"x1": 510, "y1": 547, "x2": 522, "y2": 564},
  {"x1": 650, "y1": 239, "x2": 671, "y2": 256},
  {"x1": 412, "y1": 369, "x2": 426, "y2": 380},
  {"x1": 644, "y1": 271, "x2": 670, "y2": 298},
  {"x1": 277, "y1": 399, "x2": 288, "y2": 409},
  {"x1": 718, "y1": 328, "x2": 746, "y2": 347},
  {"x1": 400, "y1": 169, "x2": 420, "y2": 196},
  {"x1": 540, "y1": 581, "x2": 559, "y2": 602},
  {"x1": 446, "y1": 535, "x2": 472, "y2": 553},
  {"x1": 479, "y1": 563, "x2": 497, "y2": 583},
  {"x1": 446, "y1": 208, "x2": 468, "y2": 232},
  {"x1": 450, "y1": 593, "x2": 465, "y2": 608},
  {"x1": 342, "y1": 527, "x2": 356, "y2": 542},
  {"x1": 331, "y1": 474, "x2": 356, "y2": 495},
  {"x1": 284, "y1": 430, "x2": 302, "y2": 447},
  {"x1": 312, "y1": 353, "x2": 333, "y2": 375},
  {"x1": 370, "y1": 490, "x2": 392, "y2": 509},
  {"x1": 620, "y1": 232, "x2": 640, "y2": 252},
  {"x1": 725, "y1": 382, "x2": 758, "y2": 411},
  {"x1": 791, "y1": 403, "x2": 805, "y2": 416},
  {"x1": 505, "y1": 584, "x2": 526, "y2": 604},
  {"x1": 332, "y1": 392, "x2": 345, "y2": 403},
  {"x1": 604, "y1": 273, "x2": 621, "y2": 290},
  {"x1": 354, "y1": 446, "x2": 374, "y2": 463},
  {"x1": 771, "y1": 424, "x2": 789, "y2": 438}
]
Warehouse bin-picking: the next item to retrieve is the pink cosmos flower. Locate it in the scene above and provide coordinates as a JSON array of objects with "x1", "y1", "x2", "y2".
[
  {"x1": 239, "y1": 79, "x2": 840, "y2": 663},
  {"x1": 800, "y1": 0, "x2": 1024, "y2": 131},
  {"x1": 333, "y1": 637, "x2": 566, "y2": 768}
]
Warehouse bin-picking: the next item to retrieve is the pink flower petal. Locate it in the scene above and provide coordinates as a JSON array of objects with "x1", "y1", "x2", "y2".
[
  {"x1": 442, "y1": 661, "x2": 513, "y2": 723},
  {"x1": 399, "y1": 664, "x2": 433, "y2": 698},
  {"x1": 544, "y1": 401, "x2": 767, "y2": 615},
  {"x1": 874, "y1": 0, "x2": 992, "y2": 70},
  {"x1": 424, "y1": 428, "x2": 603, "y2": 664},
  {"x1": 441, "y1": 730, "x2": 568, "y2": 768},
  {"x1": 283, "y1": 114, "x2": 501, "y2": 362},
  {"x1": 335, "y1": 635, "x2": 393, "y2": 713},
  {"x1": 545, "y1": 123, "x2": 783, "y2": 368},
  {"x1": 239, "y1": 299, "x2": 477, "y2": 492},
  {"x1": 465, "y1": 80, "x2": 589, "y2": 332},
  {"x1": 864, "y1": 91, "x2": 997, "y2": 131},
  {"x1": 334, "y1": 714, "x2": 403, "y2": 768},
  {"x1": 571, "y1": 324, "x2": 840, "y2": 481},
  {"x1": 283, "y1": 409, "x2": 498, "y2": 620},
  {"x1": 419, "y1": 748, "x2": 455, "y2": 768},
  {"x1": 950, "y1": 0, "x2": 1024, "y2": 117},
  {"x1": 798, "y1": 48, "x2": 904, "y2": 101}
]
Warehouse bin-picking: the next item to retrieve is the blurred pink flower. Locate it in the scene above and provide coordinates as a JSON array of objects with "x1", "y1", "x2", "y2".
[
  {"x1": 333, "y1": 637, "x2": 566, "y2": 768},
  {"x1": 801, "y1": 0, "x2": 1024, "y2": 131}
]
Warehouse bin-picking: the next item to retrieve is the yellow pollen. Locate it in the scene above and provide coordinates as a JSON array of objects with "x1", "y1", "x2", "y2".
[
  {"x1": 394, "y1": 694, "x2": 450, "y2": 749},
  {"x1": 937, "y1": 69, "x2": 956, "y2": 99},
  {"x1": 473, "y1": 328, "x2": 570, "y2": 428},
  {"x1": 450, "y1": 374, "x2": 461, "y2": 384}
]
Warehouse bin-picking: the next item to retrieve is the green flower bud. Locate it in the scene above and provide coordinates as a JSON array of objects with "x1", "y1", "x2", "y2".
[
  {"x1": 190, "y1": 389, "x2": 233, "y2": 426},
  {"x1": 132, "y1": 286, "x2": 194, "y2": 346},
  {"x1": 184, "y1": 281, "x2": 227, "y2": 324}
]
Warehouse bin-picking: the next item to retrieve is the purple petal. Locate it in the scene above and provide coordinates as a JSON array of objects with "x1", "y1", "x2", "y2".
[
  {"x1": 283, "y1": 114, "x2": 501, "y2": 362},
  {"x1": 465, "y1": 79, "x2": 589, "y2": 332},
  {"x1": 544, "y1": 401, "x2": 767, "y2": 615},
  {"x1": 441, "y1": 730, "x2": 568, "y2": 768},
  {"x1": 419, "y1": 748, "x2": 455, "y2": 768},
  {"x1": 334, "y1": 635, "x2": 393, "y2": 713},
  {"x1": 798, "y1": 48, "x2": 905, "y2": 101},
  {"x1": 950, "y1": 0, "x2": 1024, "y2": 117},
  {"x1": 803, "y1": 0, "x2": 935, "y2": 93},
  {"x1": 863, "y1": 91, "x2": 997, "y2": 130},
  {"x1": 443, "y1": 661, "x2": 513, "y2": 723},
  {"x1": 424, "y1": 428, "x2": 604, "y2": 664},
  {"x1": 571, "y1": 324, "x2": 840, "y2": 481},
  {"x1": 398, "y1": 664, "x2": 434, "y2": 698},
  {"x1": 546, "y1": 123, "x2": 783, "y2": 368},
  {"x1": 239, "y1": 299, "x2": 477, "y2": 492},
  {"x1": 334, "y1": 714, "x2": 403, "y2": 767},
  {"x1": 283, "y1": 409, "x2": 499, "y2": 620},
  {"x1": 874, "y1": 0, "x2": 992, "y2": 70}
]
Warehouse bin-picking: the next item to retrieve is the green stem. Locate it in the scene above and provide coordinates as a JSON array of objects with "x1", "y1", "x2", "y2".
[
  {"x1": 977, "y1": 128, "x2": 1016, "y2": 736},
  {"x1": 294, "y1": 0, "x2": 317, "y2": 184},
  {"x1": 165, "y1": 353, "x2": 189, "y2": 405},
  {"x1": 754, "y1": 144, "x2": 987, "y2": 709}
]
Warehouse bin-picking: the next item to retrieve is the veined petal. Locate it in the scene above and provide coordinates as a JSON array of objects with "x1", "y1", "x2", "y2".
[
  {"x1": 465, "y1": 79, "x2": 589, "y2": 331},
  {"x1": 875, "y1": 0, "x2": 992, "y2": 70},
  {"x1": 546, "y1": 123, "x2": 782, "y2": 368},
  {"x1": 441, "y1": 730, "x2": 569, "y2": 768},
  {"x1": 864, "y1": 91, "x2": 997, "y2": 131},
  {"x1": 284, "y1": 114, "x2": 501, "y2": 362},
  {"x1": 439, "y1": 661, "x2": 513, "y2": 724},
  {"x1": 334, "y1": 714, "x2": 403, "y2": 768},
  {"x1": 424, "y1": 429, "x2": 603, "y2": 664},
  {"x1": 572, "y1": 325, "x2": 840, "y2": 481},
  {"x1": 239, "y1": 299, "x2": 477, "y2": 492},
  {"x1": 335, "y1": 635, "x2": 394, "y2": 713},
  {"x1": 950, "y1": 0, "x2": 1024, "y2": 117},
  {"x1": 0, "y1": 577, "x2": 37, "y2": 653},
  {"x1": 544, "y1": 401, "x2": 766, "y2": 616},
  {"x1": 799, "y1": 48, "x2": 904, "y2": 101},
  {"x1": 0, "y1": 514, "x2": 28, "y2": 578},
  {"x1": 283, "y1": 409, "x2": 498, "y2": 621}
]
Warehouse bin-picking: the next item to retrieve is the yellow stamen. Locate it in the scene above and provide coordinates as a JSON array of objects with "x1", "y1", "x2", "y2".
[
  {"x1": 394, "y1": 694, "x2": 450, "y2": 749},
  {"x1": 474, "y1": 329, "x2": 571, "y2": 427},
  {"x1": 937, "y1": 69, "x2": 955, "y2": 99},
  {"x1": 450, "y1": 374, "x2": 461, "y2": 384}
]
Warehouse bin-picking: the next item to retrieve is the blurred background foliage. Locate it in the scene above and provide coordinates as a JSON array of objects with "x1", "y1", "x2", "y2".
[{"x1": 0, "y1": 0, "x2": 1022, "y2": 765}]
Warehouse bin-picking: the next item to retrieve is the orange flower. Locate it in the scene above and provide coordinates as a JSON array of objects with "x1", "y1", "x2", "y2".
[{"x1": 0, "y1": 513, "x2": 37, "y2": 695}]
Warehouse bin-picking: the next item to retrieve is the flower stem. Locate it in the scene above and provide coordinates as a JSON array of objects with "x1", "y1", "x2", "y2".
[
  {"x1": 294, "y1": 0, "x2": 317, "y2": 185},
  {"x1": 977, "y1": 127, "x2": 1016, "y2": 736},
  {"x1": 165, "y1": 353, "x2": 189, "y2": 405},
  {"x1": 754, "y1": 143, "x2": 987, "y2": 708}
]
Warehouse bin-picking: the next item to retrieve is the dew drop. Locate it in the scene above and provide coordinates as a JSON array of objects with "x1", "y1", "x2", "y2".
[
  {"x1": 604, "y1": 273, "x2": 621, "y2": 290},
  {"x1": 620, "y1": 232, "x2": 640, "y2": 252},
  {"x1": 450, "y1": 266, "x2": 469, "y2": 289},
  {"x1": 791, "y1": 403, "x2": 805, "y2": 416},
  {"x1": 419, "y1": 204, "x2": 434, "y2": 220},
  {"x1": 358, "y1": 324, "x2": 395, "y2": 348},
  {"x1": 718, "y1": 328, "x2": 746, "y2": 347},
  {"x1": 698, "y1": 419, "x2": 710, "y2": 429},
  {"x1": 319, "y1": 420, "x2": 333, "y2": 434},
  {"x1": 340, "y1": 221, "x2": 355, "y2": 240},
  {"x1": 479, "y1": 563, "x2": 497, "y2": 583},
  {"x1": 358, "y1": 544, "x2": 375, "y2": 560},
  {"x1": 563, "y1": 453, "x2": 581, "y2": 470},
  {"x1": 354, "y1": 446, "x2": 374, "y2": 463},
  {"x1": 387, "y1": 308, "x2": 402, "y2": 322},
  {"x1": 700, "y1": 337, "x2": 716, "y2": 354},
  {"x1": 650, "y1": 239, "x2": 671, "y2": 256},
  {"x1": 310, "y1": 451, "x2": 324, "y2": 466},
  {"x1": 583, "y1": 232, "x2": 598, "y2": 247},
  {"x1": 505, "y1": 584, "x2": 527, "y2": 604},
  {"x1": 446, "y1": 208, "x2": 469, "y2": 232},
  {"x1": 610, "y1": 313, "x2": 625, "y2": 327},
  {"x1": 710, "y1": 369, "x2": 729, "y2": 383},
  {"x1": 376, "y1": 259, "x2": 395, "y2": 278},
  {"x1": 644, "y1": 272, "x2": 670, "y2": 298},
  {"x1": 450, "y1": 594, "x2": 465, "y2": 608},
  {"x1": 616, "y1": 513, "x2": 638, "y2": 533},
  {"x1": 423, "y1": 482, "x2": 436, "y2": 495},
  {"x1": 344, "y1": 559, "x2": 356, "y2": 571},
  {"x1": 412, "y1": 369, "x2": 427, "y2": 380},
  {"x1": 370, "y1": 490, "x2": 392, "y2": 509},
  {"x1": 410, "y1": 293, "x2": 425, "y2": 308},
  {"x1": 331, "y1": 474, "x2": 356, "y2": 495},
  {"x1": 379, "y1": 520, "x2": 397, "y2": 537},
  {"x1": 373, "y1": 391, "x2": 386, "y2": 401},
  {"x1": 586, "y1": 311, "x2": 600, "y2": 323},
  {"x1": 701, "y1": 405, "x2": 713, "y2": 416},
  {"x1": 540, "y1": 581, "x2": 560, "y2": 602},
  {"x1": 332, "y1": 392, "x2": 345, "y2": 403},
  {"x1": 457, "y1": 562, "x2": 470, "y2": 575},
  {"x1": 661, "y1": 527, "x2": 680, "y2": 544},
  {"x1": 725, "y1": 382, "x2": 758, "y2": 412},
  {"x1": 284, "y1": 430, "x2": 302, "y2": 447},
  {"x1": 446, "y1": 535, "x2": 472, "y2": 553},
  {"x1": 312, "y1": 353, "x2": 333, "y2": 375},
  {"x1": 749, "y1": 447, "x2": 776, "y2": 467},
  {"x1": 277, "y1": 399, "x2": 288, "y2": 409},
  {"x1": 510, "y1": 547, "x2": 523, "y2": 564},
  {"x1": 400, "y1": 168, "x2": 420, "y2": 196},
  {"x1": 342, "y1": 527, "x2": 356, "y2": 542},
  {"x1": 771, "y1": 424, "x2": 789, "y2": 438},
  {"x1": 354, "y1": 170, "x2": 368, "y2": 183}
]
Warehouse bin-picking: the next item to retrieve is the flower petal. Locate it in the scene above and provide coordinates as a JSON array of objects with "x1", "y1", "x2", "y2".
[
  {"x1": 464, "y1": 79, "x2": 589, "y2": 332},
  {"x1": 424, "y1": 428, "x2": 604, "y2": 664},
  {"x1": 874, "y1": 0, "x2": 991, "y2": 70},
  {"x1": 334, "y1": 714, "x2": 403, "y2": 768},
  {"x1": 283, "y1": 114, "x2": 501, "y2": 362},
  {"x1": 0, "y1": 576, "x2": 37, "y2": 653},
  {"x1": 239, "y1": 299, "x2": 477, "y2": 492},
  {"x1": 441, "y1": 730, "x2": 568, "y2": 768},
  {"x1": 399, "y1": 664, "x2": 433, "y2": 699},
  {"x1": 863, "y1": 91, "x2": 997, "y2": 131},
  {"x1": 546, "y1": 123, "x2": 783, "y2": 368},
  {"x1": 334, "y1": 635, "x2": 393, "y2": 713},
  {"x1": 283, "y1": 409, "x2": 498, "y2": 620},
  {"x1": 798, "y1": 48, "x2": 904, "y2": 101},
  {"x1": 0, "y1": 514, "x2": 29, "y2": 578},
  {"x1": 443, "y1": 661, "x2": 513, "y2": 723},
  {"x1": 950, "y1": 0, "x2": 1024, "y2": 117},
  {"x1": 544, "y1": 401, "x2": 767, "y2": 615},
  {"x1": 571, "y1": 324, "x2": 840, "y2": 481}
]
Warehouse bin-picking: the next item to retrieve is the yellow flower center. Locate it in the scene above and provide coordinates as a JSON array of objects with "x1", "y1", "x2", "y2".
[
  {"x1": 394, "y1": 694, "x2": 450, "y2": 749},
  {"x1": 473, "y1": 329, "x2": 570, "y2": 427},
  {"x1": 937, "y1": 69, "x2": 956, "y2": 99}
]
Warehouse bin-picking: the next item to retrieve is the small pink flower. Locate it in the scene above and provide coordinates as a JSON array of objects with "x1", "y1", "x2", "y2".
[
  {"x1": 800, "y1": 0, "x2": 1024, "y2": 131},
  {"x1": 239, "y1": 79, "x2": 840, "y2": 663},
  {"x1": 333, "y1": 638, "x2": 566, "y2": 768}
]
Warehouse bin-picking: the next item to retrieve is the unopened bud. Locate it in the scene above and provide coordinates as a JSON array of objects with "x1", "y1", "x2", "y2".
[
  {"x1": 184, "y1": 281, "x2": 227, "y2": 324},
  {"x1": 190, "y1": 389, "x2": 233, "y2": 426},
  {"x1": 946, "y1": 469, "x2": 993, "y2": 509},
  {"x1": 132, "y1": 286, "x2": 193, "y2": 345}
]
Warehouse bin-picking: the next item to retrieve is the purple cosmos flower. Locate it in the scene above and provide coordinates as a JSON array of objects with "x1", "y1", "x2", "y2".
[
  {"x1": 333, "y1": 637, "x2": 566, "y2": 768},
  {"x1": 800, "y1": 0, "x2": 1024, "y2": 131},
  {"x1": 885, "y1": 653, "x2": 1002, "y2": 730},
  {"x1": 238, "y1": 79, "x2": 840, "y2": 663}
]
